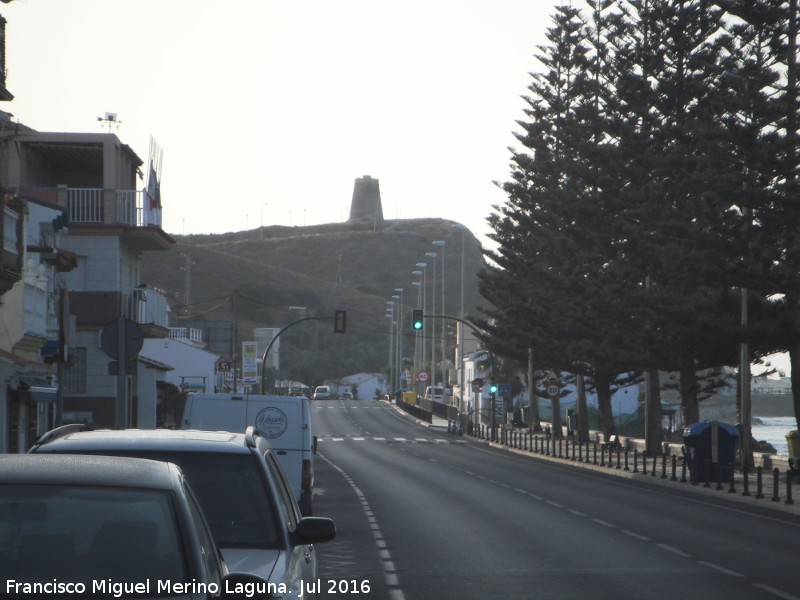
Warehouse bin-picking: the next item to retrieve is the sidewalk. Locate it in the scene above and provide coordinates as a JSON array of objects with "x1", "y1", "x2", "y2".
[{"x1": 475, "y1": 426, "x2": 800, "y2": 518}]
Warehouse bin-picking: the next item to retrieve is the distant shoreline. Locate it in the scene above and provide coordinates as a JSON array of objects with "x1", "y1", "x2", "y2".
[{"x1": 700, "y1": 394, "x2": 795, "y2": 422}]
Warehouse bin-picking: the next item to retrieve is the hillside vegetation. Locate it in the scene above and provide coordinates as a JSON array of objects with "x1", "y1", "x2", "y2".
[{"x1": 141, "y1": 218, "x2": 487, "y2": 386}]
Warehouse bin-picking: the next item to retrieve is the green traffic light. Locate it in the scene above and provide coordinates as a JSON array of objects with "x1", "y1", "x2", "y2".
[{"x1": 412, "y1": 309, "x2": 423, "y2": 331}]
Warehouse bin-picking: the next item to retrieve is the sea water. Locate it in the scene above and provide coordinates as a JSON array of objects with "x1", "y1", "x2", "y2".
[{"x1": 751, "y1": 416, "x2": 797, "y2": 456}]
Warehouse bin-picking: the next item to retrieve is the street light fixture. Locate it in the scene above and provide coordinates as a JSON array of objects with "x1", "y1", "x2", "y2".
[
  {"x1": 416, "y1": 262, "x2": 428, "y2": 379},
  {"x1": 452, "y1": 224, "x2": 468, "y2": 419},
  {"x1": 432, "y1": 241, "x2": 446, "y2": 398},
  {"x1": 393, "y1": 290, "x2": 404, "y2": 388},
  {"x1": 425, "y1": 252, "x2": 438, "y2": 387}
]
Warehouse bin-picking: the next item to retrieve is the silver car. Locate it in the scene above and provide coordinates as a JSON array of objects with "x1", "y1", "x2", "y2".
[{"x1": 31, "y1": 426, "x2": 336, "y2": 600}]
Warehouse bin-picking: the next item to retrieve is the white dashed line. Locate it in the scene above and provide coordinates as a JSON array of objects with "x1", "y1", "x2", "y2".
[
  {"x1": 657, "y1": 544, "x2": 692, "y2": 558},
  {"x1": 697, "y1": 561, "x2": 744, "y2": 578},
  {"x1": 752, "y1": 584, "x2": 800, "y2": 600}
]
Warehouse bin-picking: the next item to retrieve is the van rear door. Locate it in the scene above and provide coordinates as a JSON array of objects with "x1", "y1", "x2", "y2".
[{"x1": 246, "y1": 397, "x2": 305, "y2": 501}]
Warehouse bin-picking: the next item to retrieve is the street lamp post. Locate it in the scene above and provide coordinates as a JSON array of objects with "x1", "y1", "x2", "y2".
[
  {"x1": 393, "y1": 289, "x2": 404, "y2": 389},
  {"x1": 386, "y1": 302, "x2": 395, "y2": 395},
  {"x1": 425, "y1": 252, "x2": 438, "y2": 388},
  {"x1": 411, "y1": 274, "x2": 423, "y2": 375},
  {"x1": 452, "y1": 224, "x2": 467, "y2": 421},
  {"x1": 432, "y1": 241, "x2": 446, "y2": 399},
  {"x1": 416, "y1": 262, "x2": 428, "y2": 384}
]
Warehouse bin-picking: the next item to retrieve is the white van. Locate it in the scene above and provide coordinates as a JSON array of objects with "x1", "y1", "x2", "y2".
[{"x1": 182, "y1": 393, "x2": 315, "y2": 515}]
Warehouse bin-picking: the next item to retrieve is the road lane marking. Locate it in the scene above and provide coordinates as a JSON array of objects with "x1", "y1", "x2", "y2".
[
  {"x1": 591, "y1": 518, "x2": 615, "y2": 528},
  {"x1": 657, "y1": 544, "x2": 692, "y2": 558},
  {"x1": 697, "y1": 561, "x2": 744, "y2": 578},
  {"x1": 621, "y1": 530, "x2": 650, "y2": 541},
  {"x1": 752, "y1": 584, "x2": 800, "y2": 600},
  {"x1": 319, "y1": 453, "x2": 406, "y2": 600}
]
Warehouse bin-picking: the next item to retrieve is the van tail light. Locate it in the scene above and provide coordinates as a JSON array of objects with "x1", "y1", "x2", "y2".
[{"x1": 302, "y1": 459, "x2": 312, "y2": 491}]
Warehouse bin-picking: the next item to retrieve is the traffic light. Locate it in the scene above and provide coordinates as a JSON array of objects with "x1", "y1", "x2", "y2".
[
  {"x1": 489, "y1": 379, "x2": 498, "y2": 395},
  {"x1": 334, "y1": 310, "x2": 347, "y2": 333},
  {"x1": 412, "y1": 309, "x2": 424, "y2": 330}
]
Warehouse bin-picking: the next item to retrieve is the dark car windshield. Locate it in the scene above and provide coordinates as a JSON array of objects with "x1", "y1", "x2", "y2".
[
  {"x1": 0, "y1": 484, "x2": 187, "y2": 587},
  {"x1": 67, "y1": 450, "x2": 281, "y2": 549}
]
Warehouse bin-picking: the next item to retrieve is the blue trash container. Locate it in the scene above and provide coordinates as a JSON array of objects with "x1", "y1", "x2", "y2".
[{"x1": 683, "y1": 421, "x2": 739, "y2": 483}]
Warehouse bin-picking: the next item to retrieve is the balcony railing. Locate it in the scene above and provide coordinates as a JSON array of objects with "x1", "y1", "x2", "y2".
[
  {"x1": 22, "y1": 187, "x2": 162, "y2": 228},
  {"x1": 124, "y1": 286, "x2": 169, "y2": 329},
  {"x1": 69, "y1": 188, "x2": 162, "y2": 228},
  {"x1": 169, "y1": 327, "x2": 205, "y2": 344}
]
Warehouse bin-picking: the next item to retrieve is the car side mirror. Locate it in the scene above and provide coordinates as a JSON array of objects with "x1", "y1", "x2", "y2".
[{"x1": 292, "y1": 516, "x2": 336, "y2": 545}]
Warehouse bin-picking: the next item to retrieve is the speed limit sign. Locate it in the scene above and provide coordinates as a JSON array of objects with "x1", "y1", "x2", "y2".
[
  {"x1": 417, "y1": 371, "x2": 430, "y2": 383},
  {"x1": 546, "y1": 383, "x2": 560, "y2": 398}
]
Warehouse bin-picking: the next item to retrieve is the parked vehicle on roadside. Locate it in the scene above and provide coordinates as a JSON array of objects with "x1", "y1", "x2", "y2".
[
  {"x1": 30, "y1": 426, "x2": 336, "y2": 599},
  {"x1": 0, "y1": 453, "x2": 267, "y2": 597},
  {"x1": 181, "y1": 392, "x2": 316, "y2": 515}
]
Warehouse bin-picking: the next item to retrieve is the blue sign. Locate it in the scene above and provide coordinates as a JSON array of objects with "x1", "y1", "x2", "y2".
[{"x1": 498, "y1": 384, "x2": 511, "y2": 397}]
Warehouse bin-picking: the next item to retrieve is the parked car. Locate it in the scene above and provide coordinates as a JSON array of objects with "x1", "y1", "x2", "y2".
[
  {"x1": 181, "y1": 393, "x2": 316, "y2": 515},
  {"x1": 340, "y1": 391, "x2": 354, "y2": 401},
  {"x1": 0, "y1": 453, "x2": 266, "y2": 597},
  {"x1": 30, "y1": 426, "x2": 336, "y2": 599}
]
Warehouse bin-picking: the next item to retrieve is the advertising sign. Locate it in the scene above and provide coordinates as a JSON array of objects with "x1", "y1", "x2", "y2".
[{"x1": 242, "y1": 341, "x2": 259, "y2": 384}]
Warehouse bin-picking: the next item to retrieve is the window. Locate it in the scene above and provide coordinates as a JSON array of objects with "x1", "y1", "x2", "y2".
[{"x1": 62, "y1": 347, "x2": 87, "y2": 394}]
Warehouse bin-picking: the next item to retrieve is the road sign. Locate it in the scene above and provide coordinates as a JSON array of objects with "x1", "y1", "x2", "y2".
[
  {"x1": 498, "y1": 383, "x2": 511, "y2": 397},
  {"x1": 545, "y1": 383, "x2": 560, "y2": 398},
  {"x1": 472, "y1": 377, "x2": 483, "y2": 392},
  {"x1": 417, "y1": 370, "x2": 430, "y2": 383},
  {"x1": 100, "y1": 318, "x2": 144, "y2": 360}
]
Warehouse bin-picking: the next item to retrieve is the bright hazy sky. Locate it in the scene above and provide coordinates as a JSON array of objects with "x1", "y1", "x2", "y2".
[{"x1": 2, "y1": 0, "x2": 563, "y2": 246}]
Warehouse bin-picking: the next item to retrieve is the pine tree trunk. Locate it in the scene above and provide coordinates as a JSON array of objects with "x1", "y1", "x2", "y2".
[
  {"x1": 647, "y1": 370, "x2": 664, "y2": 454},
  {"x1": 790, "y1": 346, "x2": 800, "y2": 432},
  {"x1": 595, "y1": 372, "x2": 616, "y2": 437},
  {"x1": 577, "y1": 373, "x2": 590, "y2": 442}
]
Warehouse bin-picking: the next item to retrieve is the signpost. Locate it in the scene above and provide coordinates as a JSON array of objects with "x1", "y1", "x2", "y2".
[{"x1": 100, "y1": 318, "x2": 144, "y2": 429}]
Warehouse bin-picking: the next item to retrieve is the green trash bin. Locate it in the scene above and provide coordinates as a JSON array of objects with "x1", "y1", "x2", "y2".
[{"x1": 786, "y1": 430, "x2": 800, "y2": 473}]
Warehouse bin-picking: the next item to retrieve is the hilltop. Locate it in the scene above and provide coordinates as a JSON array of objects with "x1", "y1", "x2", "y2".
[{"x1": 140, "y1": 218, "x2": 488, "y2": 385}]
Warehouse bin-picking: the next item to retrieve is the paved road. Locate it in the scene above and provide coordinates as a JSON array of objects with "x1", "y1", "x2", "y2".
[{"x1": 312, "y1": 399, "x2": 800, "y2": 600}]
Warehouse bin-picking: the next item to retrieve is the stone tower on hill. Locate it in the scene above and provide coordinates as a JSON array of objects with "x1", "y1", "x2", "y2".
[{"x1": 348, "y1": 175, "x2": 384, "y2": 226}]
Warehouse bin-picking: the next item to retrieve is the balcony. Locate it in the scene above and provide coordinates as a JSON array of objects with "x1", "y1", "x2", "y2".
[
  {"x1": 69, "y1": 285, "x2": 170, "y2": 337},
  {"x1": 22, "y1": 187, "x2": 173, "y2": 251}
]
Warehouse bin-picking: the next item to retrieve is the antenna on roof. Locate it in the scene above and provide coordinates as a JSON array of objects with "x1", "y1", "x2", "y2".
[{"x1": 97, "y1": 112, "x2": 121, "y2": 132}]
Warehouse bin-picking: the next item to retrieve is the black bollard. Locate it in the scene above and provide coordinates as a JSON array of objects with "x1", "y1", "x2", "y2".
[
  {"x1": 593, "y1": 443, "x2": 598, "y2": 465},
  {"x1": 786, "y1": 470, "x2": 794, "y2": 505},
  {"x1": 772, "y1": 468, "x2": 780, "y2": 502},
  {"x1": 704, "y1": 459, "x2": 711, "y2": 488},
  {"x1": 728, "y1": 463, "x2": 736, "y2": 494},
  {"x1": 661, "y1": 454, "x2": 667, "y2": 479},
  {"x1": 643, "y1": 452, "x2": 648, "y2": 476},
  {"x1": 716, "y1": 463, "x2": 723, "y2": 491},
  {"x1": 616, "y1": 446, "x2": 622, "y2": 470},
  {"x1": 680, "y1": 456, "x2": 687, "y2": 483},
  {"x1": 742, "y1": 466, "x2": 750, "y2": 497},
  {"x1": 671, "y1": 455, "x2": 677, "y2": 481},
  {"x1": 633, "y1": 449, "x2": 639, "y2": 473},
  {"x1": 600, "y1": 445, "x2": 606, "y2": 467},
  {"x1": 624, "y1": 448, "x2": 630, "y2": 472},
  {"x1": 756, "y1": 466, "x2": 764, "y2": 499}
]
